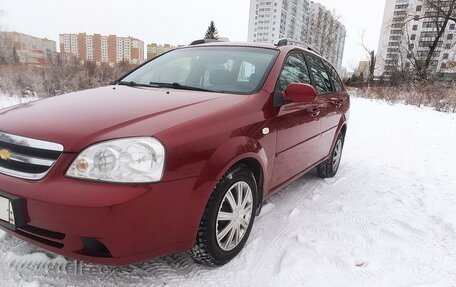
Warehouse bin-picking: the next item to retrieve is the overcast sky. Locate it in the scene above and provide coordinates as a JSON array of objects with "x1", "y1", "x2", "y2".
[{"x1": 0, "y1": 0, "x2": 387, "y2": 71}]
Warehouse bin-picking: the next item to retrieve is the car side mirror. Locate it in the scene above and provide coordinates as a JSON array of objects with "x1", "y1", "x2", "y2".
[{"x1": 283, "y1": 83, "x2": 317, "y2": 103}]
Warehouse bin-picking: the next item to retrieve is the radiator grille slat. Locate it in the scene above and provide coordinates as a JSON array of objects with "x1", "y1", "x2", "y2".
[{"x1": 0, "y1": 132, "x2": 63, "y2": 180}]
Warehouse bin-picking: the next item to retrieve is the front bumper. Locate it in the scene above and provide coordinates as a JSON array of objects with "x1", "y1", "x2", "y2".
[{"x1": 0, "y1": 154, "x2": 215, "y2": 265}]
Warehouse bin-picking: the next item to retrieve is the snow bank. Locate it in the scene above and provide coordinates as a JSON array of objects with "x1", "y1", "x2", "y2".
[
  {"x1": 0, "y1": 94, "x2": 39, "y2": 109},
  {"x1": 0, "y1": 95, "x2": 455, "y2": 286}
]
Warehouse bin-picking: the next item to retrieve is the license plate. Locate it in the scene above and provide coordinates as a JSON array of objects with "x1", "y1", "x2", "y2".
[{"x1": 0, "y1": 196, "x2": 14, "y2": 225}]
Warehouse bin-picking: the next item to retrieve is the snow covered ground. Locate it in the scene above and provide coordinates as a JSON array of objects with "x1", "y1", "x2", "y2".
[
  {"x1": 0, "y1": 94, "x2": 39, "y2": 110},
  {"x1": 0, "y1": 94, "x2": 455, "y2": 287}
]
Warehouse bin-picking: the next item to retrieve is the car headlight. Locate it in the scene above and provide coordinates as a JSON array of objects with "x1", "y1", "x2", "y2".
[{"x1": 66, "y1": 137, "x2": 165, "y2": 183}]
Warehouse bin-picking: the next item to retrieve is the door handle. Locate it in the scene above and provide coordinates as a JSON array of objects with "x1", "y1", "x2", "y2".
[{"x1": 309, "y1": 107, "x2": 320, "y2": 117}]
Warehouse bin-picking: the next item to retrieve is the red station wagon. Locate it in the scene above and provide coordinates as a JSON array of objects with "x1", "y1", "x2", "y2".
[{"x1": 0, "y1": 40, "x2": 349, "y2": 266}]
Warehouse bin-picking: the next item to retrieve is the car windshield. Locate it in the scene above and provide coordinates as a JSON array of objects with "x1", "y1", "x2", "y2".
[{"x1": 119, "y1": 46, "x2": 278, "y2": 95}]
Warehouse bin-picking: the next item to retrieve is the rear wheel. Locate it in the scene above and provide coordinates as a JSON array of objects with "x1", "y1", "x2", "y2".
[
  {"x1": 189, "y1": 164, "x2": 257, "y2": 266},
  {"x1": 317, "y1": 133, "x2": 344, "y2": 178}
]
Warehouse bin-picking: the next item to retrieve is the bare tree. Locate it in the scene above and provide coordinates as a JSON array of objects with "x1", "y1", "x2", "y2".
[
  {"x1": 403, "y1": 0, "x2": 456, "y2": 80},
  {"x1": 0, "y1": 33, "x2": 12, "y2": 64},
  {"x1": 0, "y1": 10, "x2": 18, "y2": 65},
  {"x1": 359, "y1": 31, "x2": 377, "y2": 86}
]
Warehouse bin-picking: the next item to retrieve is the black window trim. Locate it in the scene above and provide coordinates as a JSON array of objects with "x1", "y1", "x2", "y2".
[
  {"x1": 303, "y1": 52, "x2": 335, "y2": 96},
  {"x1": 323, "y1": 58, "x2": 345, "y2": 94}
]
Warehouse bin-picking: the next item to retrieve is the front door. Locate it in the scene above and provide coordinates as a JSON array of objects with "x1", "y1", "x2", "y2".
[{"x1": 270, "y1": 53, "x2": 321, "y2": 189}]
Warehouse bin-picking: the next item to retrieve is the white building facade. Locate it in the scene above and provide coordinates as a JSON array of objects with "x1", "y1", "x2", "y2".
[
  {"x1": 59, "y1": 33, "x2": 144, "y2": 65},
  {"x1": 247, "y1": 0, "x2": 346, "y2": 72},
  {"x1": 247, "y1": 0, "x2": 310, "y2": 44},
  {"x1": 0, "y1": 31, "x2": 56, "y2": 64},
  {"x1": 376, "y1": 0, "x2": 456, "y2": 78},
  {"x1": 307, "y1": 2, "x2": 346, "y2": 71}
]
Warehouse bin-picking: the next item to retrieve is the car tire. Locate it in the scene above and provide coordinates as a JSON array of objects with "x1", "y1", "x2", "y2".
[
  {"x1": 317, "y1": 132, "x2": 344, "y2": 178},
  {"x1": 188, "y1": 163, "x2": 258, "y2": 266}
]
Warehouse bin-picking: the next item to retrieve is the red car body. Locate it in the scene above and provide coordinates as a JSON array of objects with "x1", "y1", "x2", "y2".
[{"x1": 0, "y1": 42, "x2": 349, "y2": 265}]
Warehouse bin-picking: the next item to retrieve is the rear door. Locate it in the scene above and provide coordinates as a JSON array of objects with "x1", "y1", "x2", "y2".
[{"x1": 304, "y1": 54, "x2": 344, "y2": 162}]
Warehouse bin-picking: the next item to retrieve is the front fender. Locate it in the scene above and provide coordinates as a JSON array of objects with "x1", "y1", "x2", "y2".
[{"x1": 199, "y1": 136, "x2": 268, "y2": 183}]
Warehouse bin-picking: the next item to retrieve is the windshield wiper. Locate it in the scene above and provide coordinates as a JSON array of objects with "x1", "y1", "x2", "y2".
[
  {"x1": 148, "y1": 82, "x2": 219, "y2": 92},
  {"x1": 118, "y1": 81, "x2": 222, "y2": 93},
  {"x1": 117, "y1": 81, "x2": 157, "y2": 88}
]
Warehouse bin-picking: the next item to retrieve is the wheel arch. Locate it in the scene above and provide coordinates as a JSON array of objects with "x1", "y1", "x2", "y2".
[
  {"x1": 196, "y1": 136, "x2": 268, "y2": 215},
  {"x1": 332, "y1": 116, "x2": 348, "y2": 150},
  {"x1": 235, "y1": 157, "x2": 264, "y2": 215},
  {"x1": 340, "y1": 123, "x2": 347, "y2": 141}
]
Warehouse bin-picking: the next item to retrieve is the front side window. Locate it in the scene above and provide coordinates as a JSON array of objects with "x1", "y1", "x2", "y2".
[
  {"x1": 305, "y1": 55, "x2": 333, "y2": 95},
  {"x1": 277, "y1": 53, "x2": 311, "y2": 92},
  {"x1": 121, "y1": 47, "x2": 278, "y2": 94}
]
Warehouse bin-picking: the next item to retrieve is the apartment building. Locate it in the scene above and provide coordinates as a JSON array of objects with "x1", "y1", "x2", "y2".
[
  {"x1": 147, "y1": 43, "x2": 184, "y2": 60},
  {"x1": 247, "y1": 0, "x2": 346, "y2": 71},
  {"x1": 59, "y1": 33, "x2": 144, "y2": 65},
  {"x1": 248, "y1": 0, "x2": 310, "y2": 44},
  {"x1": 0, "y1": 31, "x2": 56, "y2": 64},
  {"x1": 376, "y1": 0, "x2": 456, "y2": 78},
  {"x1": 307, "y1": 2, "x2": 346, "y2": 71}
]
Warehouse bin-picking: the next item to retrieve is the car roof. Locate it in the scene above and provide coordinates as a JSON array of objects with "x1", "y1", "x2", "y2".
[{"x1": 180, "y1": 41, "x2": 322, "y2": 58}]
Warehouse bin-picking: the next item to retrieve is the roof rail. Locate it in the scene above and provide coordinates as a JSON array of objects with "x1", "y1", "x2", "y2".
[
  {"x1": 275, "y1": 38, "x2": 321, "y2": 55},
  {"x1": 189, "y1": 39, "x2": 227, "y2": 45}
]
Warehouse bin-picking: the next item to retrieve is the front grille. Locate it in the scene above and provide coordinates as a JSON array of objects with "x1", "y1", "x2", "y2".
[{"x1": 0, "y1": 132, "x2": 63, "y2": 180}]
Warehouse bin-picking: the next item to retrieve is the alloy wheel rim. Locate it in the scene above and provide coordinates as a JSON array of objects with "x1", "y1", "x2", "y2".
[
  {"x1": 216, "y1": 181, "x2": 253, "y2": 251},
  {"x1": 332, "y1": 138, "x2": 342, "y2": 172}
]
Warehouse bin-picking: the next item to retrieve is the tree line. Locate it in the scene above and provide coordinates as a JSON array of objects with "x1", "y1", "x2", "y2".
[
  {"x1": 0, "y1": 21, "x2": 221, "y2": 98},
  {"x1": 1, "y1": 60, "x2": 137, "y2": 98}
]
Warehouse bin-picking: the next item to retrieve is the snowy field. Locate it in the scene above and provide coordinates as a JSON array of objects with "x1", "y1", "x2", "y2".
[
  {"x1": 1, "y1": 94, "x2": 456, "y2": 287},
  {"x1": 0, "y1": 94, "x2": 38, "y2": 108}
]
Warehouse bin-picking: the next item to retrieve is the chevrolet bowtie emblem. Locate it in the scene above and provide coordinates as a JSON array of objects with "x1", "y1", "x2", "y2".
[{"x1": 0, "y1": 149, "x2": 12, "y2": 161}]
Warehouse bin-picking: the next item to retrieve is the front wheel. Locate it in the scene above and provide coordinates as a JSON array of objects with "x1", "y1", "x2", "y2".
[
  {"x1": 189, "y1": 164, "x2": 257, "y2": 266},
  {"x1": 317, "y1": 133, "x2": 344, "y2": 178}
]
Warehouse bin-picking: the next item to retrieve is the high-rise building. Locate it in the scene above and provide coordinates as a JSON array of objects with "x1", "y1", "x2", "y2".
[
  {"x1": 147, "y1": 43, "x2": 184, "y2": 60},
  {"x1": 59, "y1": 33, "x2": 144, "y2": 65},
  {"x1": 307, "y1": 2, "x2": 346, "y2": 71},
  {"x1": 375, "y1": 0, "x2": 456, "y2": 78},
  {"x1": 0, "y1": 31, "x2": 56, "y2": 64},
  {"x1": 247, "y1": 0, "x2": 310, "y2": 44},
  {"x1": 247, "y1": 0, "x2": 346, "y2": 71}
]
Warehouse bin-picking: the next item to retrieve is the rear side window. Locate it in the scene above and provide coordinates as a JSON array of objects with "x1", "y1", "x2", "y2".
[
  {"x1": 278, "y1": 53, "x2": 311, "y2": 91},
  {"x1": 305, "y1": 55, "x2": 332, "y2": 95},
  {"x1": 325, "y1": 62, "x2": 344, "y2": 92}
]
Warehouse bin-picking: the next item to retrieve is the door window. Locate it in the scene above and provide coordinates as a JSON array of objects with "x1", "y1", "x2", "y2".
[
  {"x1": 325, "y1": 62, "x2": 344, "y2": 92},
  {"x1": 305, "y1": 55, "x2": 333, "y2": 95},
  {"x1": 278, "y1": 53, "x2": 311, "y2": 92}
]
